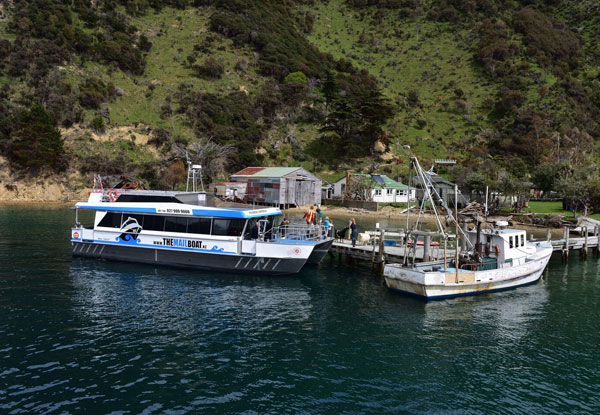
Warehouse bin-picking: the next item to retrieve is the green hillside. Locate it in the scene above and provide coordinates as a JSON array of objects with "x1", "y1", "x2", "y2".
[{"x1": 0, "y1": 0, "x2": 599, "y2": 208}]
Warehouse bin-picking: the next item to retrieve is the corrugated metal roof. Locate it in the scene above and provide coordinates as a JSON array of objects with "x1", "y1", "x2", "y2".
[
  {"x1": 233, "y1": 167, "x2": 266, "y2": 176},
  {"x1": 351, "y1": 173, "x2": 412, "y2": 189},
  {"x1": 231, "y1": 167, "x2": 302, "y2": 178}
]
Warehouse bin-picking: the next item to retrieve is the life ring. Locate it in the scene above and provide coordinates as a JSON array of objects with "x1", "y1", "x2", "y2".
[
  {"x1": 108, "y1": 191, "x2": 117, "y2": 202},
  {"x1": 494, "y1": 244, "x2": 500, "y2": 256}
]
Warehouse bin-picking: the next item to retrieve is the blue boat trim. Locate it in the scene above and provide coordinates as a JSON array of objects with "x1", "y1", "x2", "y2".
[
  {"x1": 72, "y1": 238, "x2": 237, "y2": 255},
  {"x1": 76, "y1": 205, "x2": 281, "y2": 219}
]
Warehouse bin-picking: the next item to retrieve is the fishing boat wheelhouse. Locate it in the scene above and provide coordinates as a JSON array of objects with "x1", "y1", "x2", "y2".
[{"x1": 71, "y1": 188, "x2": 333, "y2": 275}]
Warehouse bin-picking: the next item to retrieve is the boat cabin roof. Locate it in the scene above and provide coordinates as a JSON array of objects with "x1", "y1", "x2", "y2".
[
  {"x1": 73, "y1": 201, "x2": 281, "y2": 219},
  {"x1": 74, "y1": 189, "x2": 282, "y2": 219}
]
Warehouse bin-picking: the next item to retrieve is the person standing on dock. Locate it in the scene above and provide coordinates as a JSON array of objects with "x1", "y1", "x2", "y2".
[
  {"x1": 323, "y1": 216, "x2": 332, "y2": 238},
  {"x1": 303, "y1": 206, "x2": 316, "y2": 236},
  {"x1": 351, "y1": 218, "x2": 358, "y2": 247}
]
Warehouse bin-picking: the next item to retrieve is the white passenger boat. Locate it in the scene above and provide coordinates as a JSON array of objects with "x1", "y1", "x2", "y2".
[
  {"x1": 70, "y1": 180, "x2": 333, "y2": 275},
  {"x1": 382, "y1": 150, "x2": 553, "y2": 300}
]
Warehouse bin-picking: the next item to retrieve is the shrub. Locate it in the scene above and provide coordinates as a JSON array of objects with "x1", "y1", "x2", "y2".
[
  {"x1": 283, "y1": 71, "x2": 307, "y2": 84},
  {"x1": 195, "y1": 57, "x2": 224, "y2": 79},
  {"x1": 7, "y1": 103, "x2": 64, "y2": 171},
  {"x1": 91, "y1": 116, "x2": 105, "y2": 133}
]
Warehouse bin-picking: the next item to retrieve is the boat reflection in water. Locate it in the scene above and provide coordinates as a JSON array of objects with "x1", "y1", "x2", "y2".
[
  {"x1": 68, "y1": 258, "x2": 315, "y2": 338},
  {"x1": 421, "y1": 276, "x2": 550, "y2": 345}
]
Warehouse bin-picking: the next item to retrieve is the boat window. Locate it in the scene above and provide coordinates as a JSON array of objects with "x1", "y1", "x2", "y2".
[
  {"x1": 244, "y1": 218, "x2": 257, "y2": 240},
  {"x1": 98, "y1": 212, "x2": 122, "y2": 228},
  {"x1": 509, "y1": 236, "x2": 514, "y2": 248},
  {"x1": 144, "y1": 215, "x2": 165, "y2": 231},
  {"x1": 212, "y1": 219, "x2": 245, "y2": 237},
  {"x1": 187, "y1": 217, "x2": 212, "y2": 235},
  {"x1": 165, "y1": 216, "x2": 188, "y2": 233},
  {"x1": 520, "y1": 234, "x2": 525, "y2": 246}
]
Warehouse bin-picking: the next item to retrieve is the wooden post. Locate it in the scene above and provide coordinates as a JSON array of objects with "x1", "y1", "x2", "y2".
[
  {"x1": 562, "y1": 225, "x2": 569, "y2": 262},
  {"x1": 583, "y1": 226, "x2": 588, "y2": 259},
  {"x1": 461, "y1": 223, "x2": 468, "y2": 251},
  {"x1": 454, "y1": 185, "x2": 459, "y2": 284},
  {"x1": 377, "y1": 228, "x2": 385, "y2": 263},
  {"x1": 443, "y1": 237, "x2": 447, "y2": 273},
  {"x1": 370, "y1": 231, "x2": 377, "y2": 263},
  {"x1": 596, "y1": 226, "x2": 600, "y2": 255},
  {"x1": 546, "y1": 228, "x2": 551, "y2": 241},
  {"x1": 423, "y1": 233, "x2": 431, "y2": 262}
]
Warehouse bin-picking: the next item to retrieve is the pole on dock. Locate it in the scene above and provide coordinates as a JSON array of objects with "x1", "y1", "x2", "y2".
[
  {"x1": 546, "y1": 228, "x2": 551, "y2": 242},
  {"x1": 455, "y1": 185, "x2": 459, "y2": 284},
  {"x1": 583, "y1": 226, "x2": 588, "y2": 259},
  {"x1": 596, "y1": 226, "x2": 600, "y2": 255},
  {"x1": 423, "y1": 233, "x2": 431, "y2": 262},
  {"x1": 461, "y1": 223, "x2": 468, "y2": 251},
  {"x1": 370, "y1": 232, "x2": 377, "y2": 264},
  {"x1": 377, "y1": 228, "x2": 385, "y2": 264},
  {"x1": 562, "y1": 225, "x2": 569, "y2": 262}
]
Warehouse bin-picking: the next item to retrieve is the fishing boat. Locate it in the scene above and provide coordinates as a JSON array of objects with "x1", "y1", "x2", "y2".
[
  {"x1": 383, "y1": 150, "x2": 553, "y2": 300},
  {"x1": 70, "y1": 169, "x2": 333, "y2": 275}
]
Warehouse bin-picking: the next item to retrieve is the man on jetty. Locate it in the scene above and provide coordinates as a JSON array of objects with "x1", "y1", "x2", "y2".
[{"x1": 303, "y1": 205, "x2": 315, "y2": 229}]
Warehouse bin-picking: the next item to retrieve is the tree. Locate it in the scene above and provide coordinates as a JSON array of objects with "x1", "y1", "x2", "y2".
[
  {"x1": 164, "y1": 160, "x2": 186, "y2": 190},
  {"x1": 7, "y1": 103, "x2": 64, "y2": 171},
  {"x1": 283, "y1": 71, "x2": 307, "y2": 84},
  {"x1": 320, "y1": 73, "x2": 394, "y2": 159}
]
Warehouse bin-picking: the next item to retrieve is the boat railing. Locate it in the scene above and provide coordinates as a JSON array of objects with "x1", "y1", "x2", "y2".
[{"x1": 271, "y1": 224, "x2": 333, "y2": 241}]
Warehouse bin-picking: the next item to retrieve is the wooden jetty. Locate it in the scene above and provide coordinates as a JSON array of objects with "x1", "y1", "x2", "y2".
[{"x1": 329, "y1": 225, "x2": 600, "y2": 265}]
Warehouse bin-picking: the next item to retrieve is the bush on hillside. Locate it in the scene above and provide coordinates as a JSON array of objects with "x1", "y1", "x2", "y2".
[{"x1": 7, "y1": 103, "x2": 65, "y2": 171}]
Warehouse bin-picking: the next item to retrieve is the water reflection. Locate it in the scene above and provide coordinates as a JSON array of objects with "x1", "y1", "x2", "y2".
[
  {"x1": 422, "y1": 281, "x2": 550, "y2": 346},
  {"x1": 69, "y1": 259, "x2": 315, "y2": 340}
]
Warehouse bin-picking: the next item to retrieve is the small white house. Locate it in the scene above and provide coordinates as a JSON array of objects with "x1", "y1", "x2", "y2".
[{"x1": 331, "y1": 174, "x2": 416, "y2": 203}]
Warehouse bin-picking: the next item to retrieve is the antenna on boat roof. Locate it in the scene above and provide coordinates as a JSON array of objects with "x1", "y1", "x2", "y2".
[{"x1": 185, "y1": 152, "x2": 205, "y2": 193}]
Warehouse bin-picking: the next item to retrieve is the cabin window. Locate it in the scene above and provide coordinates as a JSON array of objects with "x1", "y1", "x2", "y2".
[
  {"x1": 98, "y1": 212, "x2": 122, "y2": 228},
  {"x1": 144, "y1": 215, "x2": 165, "y2": 231},
  {"x1": 188, "y1": 217, "x2": 212, "y2": 235},
  {"x1": 509, "y1": 236, "x2": 514, "y2": 248},
  {"x1": 212, "y1": 219, "x2": 245, "y2": 237},
  {"x1": 165, "y1": 216, "x2": 188, "y2": 233},
  {"x1": 387, "y1": 189, "x2": 393, "y2": 195},
  {"x1": 520, "y1": 234, "x2": 525, "y2": 246}
]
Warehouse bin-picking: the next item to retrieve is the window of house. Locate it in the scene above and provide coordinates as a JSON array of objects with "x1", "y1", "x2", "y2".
[
  {"x1": 386, "y1": 189, "x2": 393, "y2": 195},
  {"x1": 375, "y1": 189, "x2": 382, "y2": 196}
]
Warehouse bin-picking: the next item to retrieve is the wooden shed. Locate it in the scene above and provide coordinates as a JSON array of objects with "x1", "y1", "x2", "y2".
[{"x1": 230, "y1": 167, "x2": 321, "y2": 208}]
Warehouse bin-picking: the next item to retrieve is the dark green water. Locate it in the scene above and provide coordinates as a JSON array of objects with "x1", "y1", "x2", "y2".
[{"x1": 1, "y1": 207, "x2": 599, "y2": 414}]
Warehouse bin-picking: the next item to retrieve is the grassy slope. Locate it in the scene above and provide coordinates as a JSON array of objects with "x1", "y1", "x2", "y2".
[
  {"x1": 62, "y1": 6, "x2": 260, "y2": 142},
  {"x1": 307, "y1": 0, "x2": 495, "y2": 166}
]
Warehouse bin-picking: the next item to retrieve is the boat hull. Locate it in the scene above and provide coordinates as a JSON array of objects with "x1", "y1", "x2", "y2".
[
  {"x1": 305, "y1": 239, "x2": 334, "y2": 265},
  {"x1": 72, "y1": 241, "x2": 307, "y2": 275},
  {"x1": 384, "y1": 247, "x2": 553, "y2": 300}
]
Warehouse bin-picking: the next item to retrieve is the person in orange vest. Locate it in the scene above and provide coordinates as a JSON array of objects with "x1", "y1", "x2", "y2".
[{"x1": 303, "y1": 205, "x2": 315, "y2": 230}]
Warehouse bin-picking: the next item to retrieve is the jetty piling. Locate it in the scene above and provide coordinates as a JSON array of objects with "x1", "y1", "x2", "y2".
[
  {"x1": 583, "y1": 226, "x2": 588, "y2": 259},
  {"x1": 562, "y1": 226, "x2": 569, "y2": 262}
]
